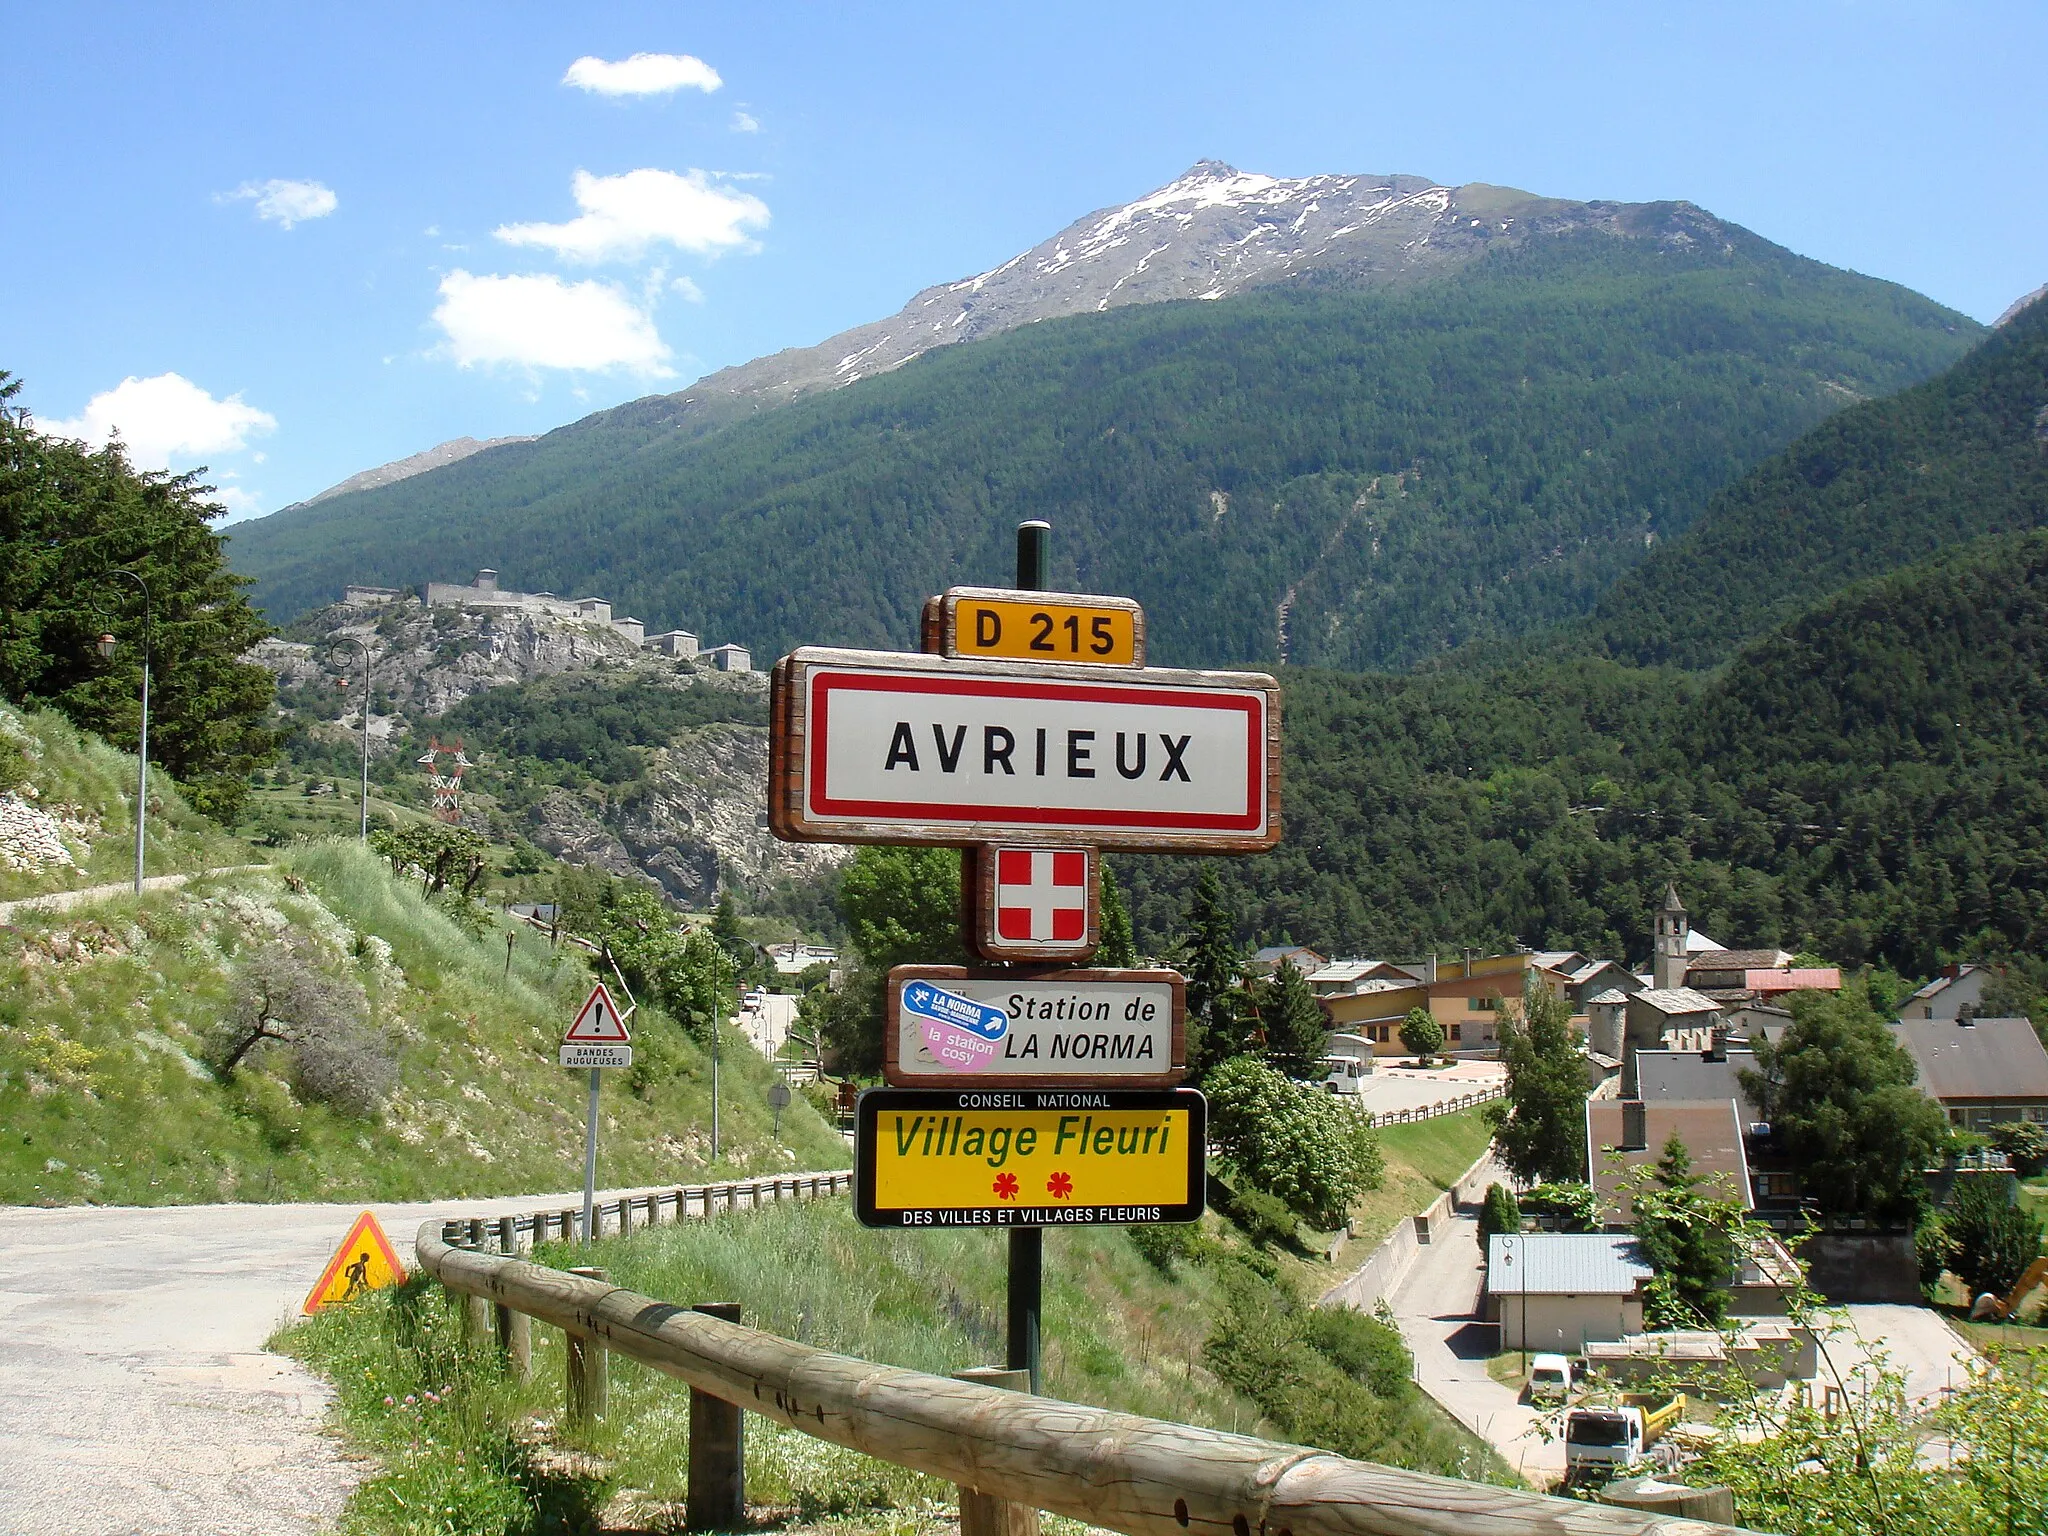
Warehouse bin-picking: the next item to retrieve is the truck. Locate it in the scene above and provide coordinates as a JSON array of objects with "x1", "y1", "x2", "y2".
[{"x1": 1563, "y1": 1395, "x2": 1684, "y2": 1479}]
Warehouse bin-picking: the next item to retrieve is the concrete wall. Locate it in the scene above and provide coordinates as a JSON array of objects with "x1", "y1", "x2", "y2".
[
  {"x1": 1319, "y1": 1151, "x2": 1505, "y2": 1312},
  {"x1": 1490, "y1": 1293, "x2": 1643, "y2": 1353},
  {"x1": 1796, "y1": 1232, "x2": 1920, "y2": 1304}
]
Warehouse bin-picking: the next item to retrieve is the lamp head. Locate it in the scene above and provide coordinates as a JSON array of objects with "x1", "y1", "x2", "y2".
[{"x1": 96, "y1": 632, "x2": 117, "y2": 661}]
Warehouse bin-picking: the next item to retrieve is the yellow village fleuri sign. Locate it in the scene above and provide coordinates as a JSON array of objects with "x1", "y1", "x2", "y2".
[{"x1": 855, "y1": 1088, "x2": 1204, "y2": 1227}]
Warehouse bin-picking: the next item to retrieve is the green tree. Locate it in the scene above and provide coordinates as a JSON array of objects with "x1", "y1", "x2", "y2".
[
  {"x1": 1518, "y1": 1182, "x2": 1601, "y2": 1232},
  {"x1": 1182, "y1": 865, "x2": 1251, "y2": 1077},
  {"x1": 1988, "y1": 1121, "x2": 2048, "y2": 1179},
  {"x1": 0, "y1": 376, "x2": 276, "y2": 817},
  {"x1": 1097, "y1": 859, "x2": 1137, "y2": 966},
  {"x1": 1250, "y1": 958, "x2": 1328, "y2": 1078},
  {"x1": 1477, "y1": 1182, "x2": 1521, "y2": 1242},
  {"x1": 1940, "y1": 1175, "x2": 2043, "y2": 1301},
  {"x1": 1205, "y1": 1055, "x2": 1384, "y2": 1227},
  {"x1": 1742, "y1": 990, "x2": 1948, "y2": 1220},
  {"x1": 812, "y1": 846, "x2": 964, "y2": 1078},
  {"x1": 1486, "y1": 979, "x2": 1588, "y2": 1183},
  {"x1": 369, "y1": 822, "x2": 490, "y2": 898},
  {"x1": 1397, "y1": 1007, "x2": 1444, "y2": 1067},
  {"x1": 1627, "y1": 1133, "x2": 1740, "y2": 1327}
]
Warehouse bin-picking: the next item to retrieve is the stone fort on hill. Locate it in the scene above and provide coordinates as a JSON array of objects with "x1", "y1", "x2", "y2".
[{"x1": 342, "y1": 568, "x2": 752, "y2": 671}]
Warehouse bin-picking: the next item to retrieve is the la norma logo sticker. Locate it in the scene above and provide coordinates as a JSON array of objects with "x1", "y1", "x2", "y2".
[{"x1": 303, "y1": 1210, "x2": 407, "y2": 1313}]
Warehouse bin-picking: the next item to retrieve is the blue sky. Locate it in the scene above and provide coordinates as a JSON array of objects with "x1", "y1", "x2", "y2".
[{"x1": 3, "y1": 1, "x2": 2042, "y2": 521}]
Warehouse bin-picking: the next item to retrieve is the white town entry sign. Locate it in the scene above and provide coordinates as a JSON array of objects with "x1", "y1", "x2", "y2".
[{"x1": 770, "y1": 647, "x2": 1280, "y2": 852}]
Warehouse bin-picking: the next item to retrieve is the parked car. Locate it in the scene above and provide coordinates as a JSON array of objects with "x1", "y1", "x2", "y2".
[{"x1": 1528, "y1": 1352, "x2": 1572, "y2": 1403}]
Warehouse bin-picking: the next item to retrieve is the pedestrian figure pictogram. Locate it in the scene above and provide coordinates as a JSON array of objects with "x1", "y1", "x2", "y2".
[{"x1": 304, "y1": 1210, "x2": 406, "y2": 1313}]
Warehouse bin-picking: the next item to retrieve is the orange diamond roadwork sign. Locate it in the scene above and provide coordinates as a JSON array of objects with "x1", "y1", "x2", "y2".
[
  {"x1": 303, "y1": 1210, "x2": 407, "y2": 1313},
  {"x1": 561, "y1": 980, "x2": 633, "y2": 1068}
]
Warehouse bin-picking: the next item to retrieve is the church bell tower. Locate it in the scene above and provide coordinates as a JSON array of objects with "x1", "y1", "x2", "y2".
[{"x1": 1654, "y1": 883, "x2": 1689, "y2": 991}]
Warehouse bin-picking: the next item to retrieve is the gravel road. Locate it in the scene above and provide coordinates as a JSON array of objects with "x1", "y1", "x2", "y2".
[{"x1": 0, "y1": 1183, "x2": 778, "y2": 1534}]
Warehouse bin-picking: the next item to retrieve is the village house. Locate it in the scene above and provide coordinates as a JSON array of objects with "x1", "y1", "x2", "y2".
[
  {"x1": 1485, "y1": 1233, "x2": 1652, "y2": 1353},
  {"x1": 1901, "y1": 964, "x2": 1990, "y2": 1021},
  {"x1": 1890, "y1": 1016, "x2": 2048, "y2": 1132}
]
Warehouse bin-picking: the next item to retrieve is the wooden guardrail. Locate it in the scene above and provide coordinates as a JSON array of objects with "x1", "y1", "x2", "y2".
[
  {"x1": 1366, "y1": 1085, "x2": 1503, "y2": 1128},
  {"x1": 434, "y1": 1170, "x2": 854, "y2": 1247},
  {"x1": 417, "y1": 1223, "x2": 1756, "y2": 1536}
]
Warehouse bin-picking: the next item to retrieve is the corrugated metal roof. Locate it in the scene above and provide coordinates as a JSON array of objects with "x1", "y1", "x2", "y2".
[{"x1": 1487, "y1": 1234, "x2": 1653, "y2": 1296}]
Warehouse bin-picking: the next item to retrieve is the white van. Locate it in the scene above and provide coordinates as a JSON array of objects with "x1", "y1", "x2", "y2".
[
  {"x1": 1320, "y1": 1055, "x2": 1371, "y2": 1095},
  {"x1": 1528, "y1": 1353, "x2": 1572, "y2": 1404}
]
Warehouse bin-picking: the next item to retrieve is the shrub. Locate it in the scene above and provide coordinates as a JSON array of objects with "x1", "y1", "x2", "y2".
[
  {"x1": 1302, "y1": 1304, "x2": 1413, "y2": 1396},
  {"x1": 1128, "y1": 1221, "x2": 1200, "y2": 1276},
  {"x1": 1398, "y1": 1007, "x2": 1445, "y2": 1066},
  {"x1": 1988, "y1": 1122, "x2": 2048, "y2": 1179},
  {"x1": 1519, "y1": 1181, "x2": 1602, "y2": 1232},
  {"x1": 1478, "y1": 1182, "x2": 1522, "y2": 1241},
  {"x1": 1941, "y1": 1175, "x2": 2044, "y2": 1300},
  {"x1": 1205, "y1": 1055, "x2": 1384, "y2": 1227},
  {"x1": 1209, "y1": 1177, "x2": 1301, "y2": 1250},
  {"x1": 209, "y1": 935, "x2": 396, "y2": 1117}
]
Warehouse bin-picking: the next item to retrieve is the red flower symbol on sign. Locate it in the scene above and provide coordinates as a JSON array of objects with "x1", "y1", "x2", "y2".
[
  {"x1": 992, "y1": 1173, "x2": 1020, "y2": 1200},
  {"x1": 1047, "y1": 1171, "x2": 1074, "y2": 1200}
]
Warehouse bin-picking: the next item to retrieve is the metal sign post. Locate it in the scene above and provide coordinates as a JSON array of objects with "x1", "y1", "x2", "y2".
[
  {"x1": 770, "y1": 518, "x2": 1280, "y2": 1398},
  {"x1": 562, "y1": 982, "x2": 633, "y2": 1241}
]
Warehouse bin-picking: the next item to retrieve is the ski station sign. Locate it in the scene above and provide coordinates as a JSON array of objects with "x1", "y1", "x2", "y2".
[{"x1": 885, "y1": 966, "x2": 1185, "y2": 1088}]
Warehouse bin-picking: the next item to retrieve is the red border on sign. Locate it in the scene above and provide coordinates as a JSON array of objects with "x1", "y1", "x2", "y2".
[{"x1": 806, "y1": 670, "x2": 1265, "y2": 832}]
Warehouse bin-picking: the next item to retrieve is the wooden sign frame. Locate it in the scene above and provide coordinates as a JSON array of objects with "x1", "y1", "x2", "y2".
[
  {"x1": 884, "y1": 965, "x2": 1186, "y2": 1088},
  {"x1": 768, "y1": 647, "x2": 1281, "y2": 852},
  {"x1": 964, "y1": 845, "x2": 1100, "y2": 963},
  {"x1": 920, "y1": 586, "x2": 1146, "y2": 668}
]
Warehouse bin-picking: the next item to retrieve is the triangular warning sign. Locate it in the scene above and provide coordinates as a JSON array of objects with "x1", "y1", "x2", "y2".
[
  {"x1": 565, "y1": 981, "x2": 631, "y2": 1044},
  {"x1": 303, "y1": 1210, "x2": 406, "y2": 1314}
]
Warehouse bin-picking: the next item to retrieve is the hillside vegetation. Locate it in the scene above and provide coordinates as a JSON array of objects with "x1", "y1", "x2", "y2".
[
  {"x1": 0, "y1": 701, "x2": 839, "y2": 1205},
  {"x1": 282, "y1": 1191, "x2": 1507, "y2": 1533},
  {"x1": 1582, "y1": 292, "x2": 2048, "y2": 667},
  {"x1": 228, "y1": 230, "x2": 1976, "y2": 670},
  {"x1": 1122, "y1": 528, "x2": 2048, "y2": 979}
]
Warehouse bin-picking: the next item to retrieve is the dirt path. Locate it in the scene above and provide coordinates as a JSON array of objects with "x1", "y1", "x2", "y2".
[
  {"x1": 0, "y1": 865, "x2": 271, "y2": 925},
  {"x1": 0, "y1": 1180, "x2": 836, "y2": 1534}
]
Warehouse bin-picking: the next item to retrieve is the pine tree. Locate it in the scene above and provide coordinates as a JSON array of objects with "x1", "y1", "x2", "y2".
[
  {"x1": 1486, "y1": 978, "x2": 1588, "y2": 1183},
  {"x1": 1183, "y1": 865, "x2": 1251, "y2": 1077},
  {"x1": 1252, "y1": 958, "x2": 1328, "y2": 1078},
  {"x1": 1098, "y1": 859, "x2": 1138, "y2": 966},
  {"x1": 1629, "y1": 1133, "x2": 1738, "y2": 1327}
]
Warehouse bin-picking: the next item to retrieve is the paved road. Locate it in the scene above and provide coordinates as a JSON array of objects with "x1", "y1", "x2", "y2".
[
  {"x1": 0, "y1": 1181, "x2": 799, "y2": 1535},
  {"x1": 737, "y1": 991, "x2": 799, "y2": 1059},
  {"x1": 0, "y1": 866, "x2": 270, "y2": 925},
  {"x1": 1354, "y1": 1060, "x2": 1504, "y2": 1118},
  {"x1": 1385, "y1": 1201, "x2": 1567, "y2": 1485}
]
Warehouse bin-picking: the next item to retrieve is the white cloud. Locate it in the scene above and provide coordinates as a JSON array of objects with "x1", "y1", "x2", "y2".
[
  {"x1": 40, "y1": 373, "x2": 277, "y2": 469},
  {"x1": 563, "y1": 52, "x2": 720, "y2": 96},
  {"x1": 432, "y1": 270, "x2": 674, "y2": 375},
  {"x1": 209, "y1": 485, "x2": 265, "y2": 521},
  {"x1": 494, "y1": 168, "x2": 767, "y2": 263},
  {"x1": 670, "y1": 275, "x2": 705, "y2": 302},
  {"x1": 224, "y1": 178, "x2": 338, "y2": 228},
  {"x1": 730, "y1": 110, "x2": 760, "y2": 133}
]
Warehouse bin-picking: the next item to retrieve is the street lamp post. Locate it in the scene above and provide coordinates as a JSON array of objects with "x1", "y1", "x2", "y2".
[
  {"x1": 96, "y1": 570, "x2": 152, "y2": 895},
  {"x1": 325, "y1": 635, "x2": 375, "y2": 842}
]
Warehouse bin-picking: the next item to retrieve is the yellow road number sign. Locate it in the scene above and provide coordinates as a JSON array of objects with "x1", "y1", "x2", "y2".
[
  {"x1": 855, "y1": 1088, "x2": 1204, "y2": 1227},
  {"x1": 935, "y1": 587, "x2": 1144, "y2": 668}
]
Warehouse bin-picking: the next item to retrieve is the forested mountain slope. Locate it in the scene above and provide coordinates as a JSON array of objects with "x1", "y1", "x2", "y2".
[
  {"x1": 1119, "y1": 529, "x2": 2048, "y2": 978},
  {"x1": 1579, "y1": 291, "x2": 2048, "y2": 667},
  {"x1": 229, "y1": 226, "x2": 1975, "y2": 669}
]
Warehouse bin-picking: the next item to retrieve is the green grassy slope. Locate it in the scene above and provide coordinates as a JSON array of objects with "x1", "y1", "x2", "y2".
[
  {"x1": 228, "y1": 228, "x2": 1976, "y2": 671},
  {"x1": 0, "y1": 834, "x2": 842, "y2": 1206},
  {"x1": 0, "y1": 702, "x2": 250, "y2": 901},
  {"x1": 1582, "y1": 294, "x2": 2048, "y2": 668},
  {"x1": 281, "y1": 1194, "x2": 1510, "y2": 1533}
]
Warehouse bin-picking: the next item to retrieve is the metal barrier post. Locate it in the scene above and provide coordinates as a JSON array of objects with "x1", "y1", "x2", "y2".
[{"x1": 687, "y1": 1303, "x2": 746, "y2": 1531}]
